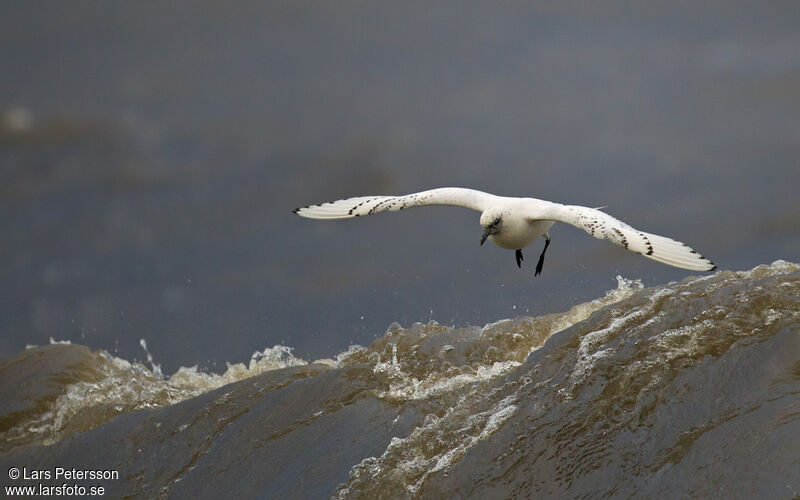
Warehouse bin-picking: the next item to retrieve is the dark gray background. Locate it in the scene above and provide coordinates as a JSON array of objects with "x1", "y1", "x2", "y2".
[{"x1": 2, "y1": 1, "x2": 798, "y2": 372}]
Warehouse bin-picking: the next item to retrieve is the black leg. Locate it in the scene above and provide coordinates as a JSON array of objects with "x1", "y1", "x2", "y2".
[
  {"x1": 535, "y1": 237, "x2": 550, "y2": 276},
  {"x1": 515, "y1": 249, "x2": 524, "y2": 268}
]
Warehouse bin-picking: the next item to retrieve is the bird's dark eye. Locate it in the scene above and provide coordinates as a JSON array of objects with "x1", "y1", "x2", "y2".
[{"x1": 493, "y1": 218, "x2": 501, "y2": 226}]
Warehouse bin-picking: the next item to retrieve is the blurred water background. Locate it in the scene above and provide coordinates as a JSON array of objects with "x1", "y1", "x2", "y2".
[{"x1": 2, "y1": 1, "x2": 798, "y2": 372}]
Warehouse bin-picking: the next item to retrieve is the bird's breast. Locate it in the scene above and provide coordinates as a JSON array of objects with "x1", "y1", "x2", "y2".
[{"x1": 491, "y1": 219, "x2": 554, "y2": 249}]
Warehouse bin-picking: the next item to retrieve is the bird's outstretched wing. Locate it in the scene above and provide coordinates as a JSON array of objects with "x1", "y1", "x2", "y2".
[
  {"x1": 294, "y1": 187, "x2": 498, "y2": 219},
  {"x1": 540, "y1": 203, "x2": 716, "y2": 271}
]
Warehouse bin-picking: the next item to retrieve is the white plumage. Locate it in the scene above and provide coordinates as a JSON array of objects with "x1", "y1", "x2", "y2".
[{"x1": 294, "y1": 187, "x2": 716, "y2": 272}]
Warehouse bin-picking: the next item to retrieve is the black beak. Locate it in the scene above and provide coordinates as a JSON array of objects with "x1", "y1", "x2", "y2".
[{"x1": 480, "y1": 227, "x2": 491, "y2": 246}]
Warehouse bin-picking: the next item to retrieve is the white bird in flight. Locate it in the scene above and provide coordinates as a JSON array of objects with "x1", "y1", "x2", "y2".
[{"x1": 294, "y1": 187, "x2": 716, "y2": 274}]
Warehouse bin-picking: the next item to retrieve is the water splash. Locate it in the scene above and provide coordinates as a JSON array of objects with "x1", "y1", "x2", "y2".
[
  {"x1": 139, "y1": 338, "x2": 163, "y2": 379},
  {"x1": 1, "y1": 344, "x2": 308, "y2": 449}
]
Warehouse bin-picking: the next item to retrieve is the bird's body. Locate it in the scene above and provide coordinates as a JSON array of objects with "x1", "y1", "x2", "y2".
[
  {"x1": 479, "y1": 200, "x2": 554, "y2": 250},
  {"x1": 294, "y1": 187, "x2": 716, "y2": 273}
]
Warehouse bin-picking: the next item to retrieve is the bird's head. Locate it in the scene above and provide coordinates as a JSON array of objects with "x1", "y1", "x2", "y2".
[{"x1": 479, "y1": 209, "x2": 504, "y2": 245}]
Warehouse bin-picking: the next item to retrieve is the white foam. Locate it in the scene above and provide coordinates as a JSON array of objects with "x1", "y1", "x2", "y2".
[{"x1": 3, "y1": 343, "x2": 309, "y2": 447}]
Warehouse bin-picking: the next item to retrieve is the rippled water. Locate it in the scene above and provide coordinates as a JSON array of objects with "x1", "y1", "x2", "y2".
[
  {"x1": 1, "y1": 261, "x2": 798, "y2": 498},
  {"x1": 336, "y1": 261, "x2": 800, "y2": 498}
]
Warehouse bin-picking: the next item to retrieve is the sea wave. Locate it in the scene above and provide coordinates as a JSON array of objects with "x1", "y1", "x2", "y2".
[
  {"x1": 0, "y1": 343, "x2": 307, "y2": 451},
  {"x1": 0, "y1": 274, "x2": 645, "y2": 452},
  {"x1": 1, "y1": 261, "x2": 798, "y2": 498}
]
